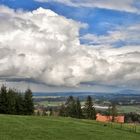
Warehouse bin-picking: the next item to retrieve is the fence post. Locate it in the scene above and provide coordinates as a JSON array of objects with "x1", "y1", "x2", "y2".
[
  {"x1": 120, "y1": 123, "x2": 123, "y2": 129},
  {"x1": 134, "y1": 124, "x2": 136, "y2": 133}
]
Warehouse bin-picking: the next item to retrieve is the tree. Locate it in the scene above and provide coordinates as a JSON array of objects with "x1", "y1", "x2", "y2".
[
  {"x1": 49, "y1": 108, "x2": 53, "y2": 116},
  {"x1": 111, "y1": 103, "x2": 117, "y2": 122},
  {"x1": 15, "y1": 93, "x2": 25, "y2": 115},
  {"x1": 75, "y1": 98, "x2": 83, "y2": 119},
  {"x1": 6, "y1": 89, "x2": 16, "y2": 114},
  {"x1": 24, "y1": 89, "x2": 34, "y2": 115},
  {"x1": 0, "y1": 85, "x2": 34, "y2": 115},
  {"x1": 65, "y1": 96, "x2": 76, "y2": 117},
  {"x1": 0, "y1": 85, "x2": 8, "y2": 114},
  {"x1": 59, "y1": 104, "x2": 66, "y2": 117},
  {"x1": 107, "y1": 104, "x2": 112, "y2": 121},
  {"x1": 125, "y1": 113, "x2": 140, "y2": 123},
  {"x1": 84, "y1": 96, "x2": 96, "y2": 120}
]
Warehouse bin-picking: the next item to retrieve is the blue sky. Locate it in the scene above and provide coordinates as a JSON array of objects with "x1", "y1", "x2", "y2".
[{"x1": 0, "y1": 0, "x2": 140, "y2": 92}]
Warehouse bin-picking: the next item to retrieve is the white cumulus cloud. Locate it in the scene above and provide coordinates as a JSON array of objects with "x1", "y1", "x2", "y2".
[{"x1": 0, "y1": 5, "x2": 140, "y2": 88}]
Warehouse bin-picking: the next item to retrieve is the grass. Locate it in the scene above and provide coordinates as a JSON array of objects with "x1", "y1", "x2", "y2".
[
  {"x1": 0, "y1": 115, "x2": 140, "y2": 140},
  {"x1": 117, "y1": 105, "x2": 140, "y2": 113},
  {"x1": 37, "y1": 101, "x2": 64, "y2": 107}
]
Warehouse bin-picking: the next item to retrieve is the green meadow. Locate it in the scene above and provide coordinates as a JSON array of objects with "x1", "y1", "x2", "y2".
[{"x1": 0, "y1": 115, "x2": 139, "y2": 140}]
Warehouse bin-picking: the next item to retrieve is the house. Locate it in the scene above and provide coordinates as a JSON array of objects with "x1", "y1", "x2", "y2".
[{"x1": 96, "y1": 113, "x2": 124, "y2": 123}]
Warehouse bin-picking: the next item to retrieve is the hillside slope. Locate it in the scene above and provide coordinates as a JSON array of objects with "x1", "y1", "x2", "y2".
[{"x1": 0, "y1": 115, "x2": 139, "y2": 140}]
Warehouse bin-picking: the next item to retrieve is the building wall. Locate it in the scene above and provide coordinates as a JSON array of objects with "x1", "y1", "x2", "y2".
[{"x1": 96, "y1": 113, "x2": 124, "y2": 123}]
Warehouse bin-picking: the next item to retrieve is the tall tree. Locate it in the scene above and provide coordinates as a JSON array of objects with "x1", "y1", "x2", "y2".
[
  {"x1": 107, "y1": 104, "x2": 112, "y2": 121},
  {"x1": 75, "y1": 98, "x2": 83, "y2": 119},
  {"x1": 0, "y1": 85, "x2": 34, "y2": 115},
  {"x1": 65, "y1": 96, "x2": 76, "y2": 117},
  {"x1": 111, "y1": 103, "x2": 117, "y2": 122},
  {"x1": 84, "y1": 96, "x2": 96, "y2": 120},
  {"x1": 24, "y1": 89, "x2": 34, "y2": 115},
  {"x1": 6, "y1": 89, "x2": 16, "y2": 114},
  {"x1": 0, "y1": 85, "x2": 8, "y2": 114},
  {"x1": 15, "y1": 93, "x2": 25, "y2": 115}
]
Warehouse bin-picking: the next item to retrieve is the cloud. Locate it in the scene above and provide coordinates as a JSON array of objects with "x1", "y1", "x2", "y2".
[
  {"x1": 0, "y1": 5, "x2": 140, "y2": 88},
  {"x1": 35, "y1": 0, "x2": 140, "y2": 14},
  {"x1": 81, "y1": 24, "x2": 140, "y2": 46}
]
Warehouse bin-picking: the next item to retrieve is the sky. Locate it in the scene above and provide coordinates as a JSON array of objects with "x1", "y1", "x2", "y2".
[{"x1": 0, "y1": 0, "x2": 140, "y2": 93}]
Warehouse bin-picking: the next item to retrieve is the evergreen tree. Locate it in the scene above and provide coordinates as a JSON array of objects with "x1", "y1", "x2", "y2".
[
  {"x1": 0, "y1": 85, "x2": 34, "y2": 115},
  {"x1": 59, "y1": 104, "x2": 66, "y2": 117},
  {"x1": 65, "y1": 96, "x2": 76, "y2": 117},
  {"x1": 84, "y1": 96, "x2": 96, "y2": 120},
  {"x1": 6, "y1": 89, "x2": 16, "y2": 114},
  {"x1": 24, "y1": 89, "x2": 34, "y2": 115},
  {"x1": 75, "y1": 98, "x2": 83, "y2": 119},
  {"x1": 15, "y1": 93, "x2": 25, "y2": 115},
  {"x1": 0, "y1": 85, "x2": 8, "y2": 114}
]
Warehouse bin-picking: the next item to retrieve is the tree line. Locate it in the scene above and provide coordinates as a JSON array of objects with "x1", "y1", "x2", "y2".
[
  {"x1": 59, "y1": 96, "x2": 96, "y2": 120},
  {"x1": 58, "y1": 96, "x2": 119, "y2": 121},
  {"x1": 0, "y1": 85, "x2": 34, "y2": 115},
  {"x1": 0, "y1": 84, "x2": 120, "y2": 122},
  {"x1": 125, "y1": 112, "x2": 140, "y2": 123}
]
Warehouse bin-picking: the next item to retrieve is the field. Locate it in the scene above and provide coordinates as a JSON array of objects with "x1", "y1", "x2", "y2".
[
  {"x1": 117, "y1": 105, "x2": 140, "y2": 113},
  {"x1": 36, "y1": 101, "x2": 64, "y2": 106},
  {"x1": 0, "y1": 115, "x2": 140, "y2": 140},
  {"x1": 36, "y1": 99, "x2": 140, "y2": 114}
]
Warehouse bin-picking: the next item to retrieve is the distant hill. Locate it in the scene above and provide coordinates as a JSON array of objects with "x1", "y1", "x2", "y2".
[
  {"x1": 33, "y1": 89, "x2": 140, "y2": 97},
  {"x1": 33, "y1": 90, "x2": 140, "y2": 104}
]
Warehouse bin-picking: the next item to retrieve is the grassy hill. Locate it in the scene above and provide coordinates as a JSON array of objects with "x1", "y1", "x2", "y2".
[{"x1": 0, "y1": 115, "x2": 139, "y2": 140}]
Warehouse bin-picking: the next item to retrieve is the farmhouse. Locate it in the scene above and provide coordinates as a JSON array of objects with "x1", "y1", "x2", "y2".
[{"x1": 96, "y1": 113, "x2": 124, "y2": 123}]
